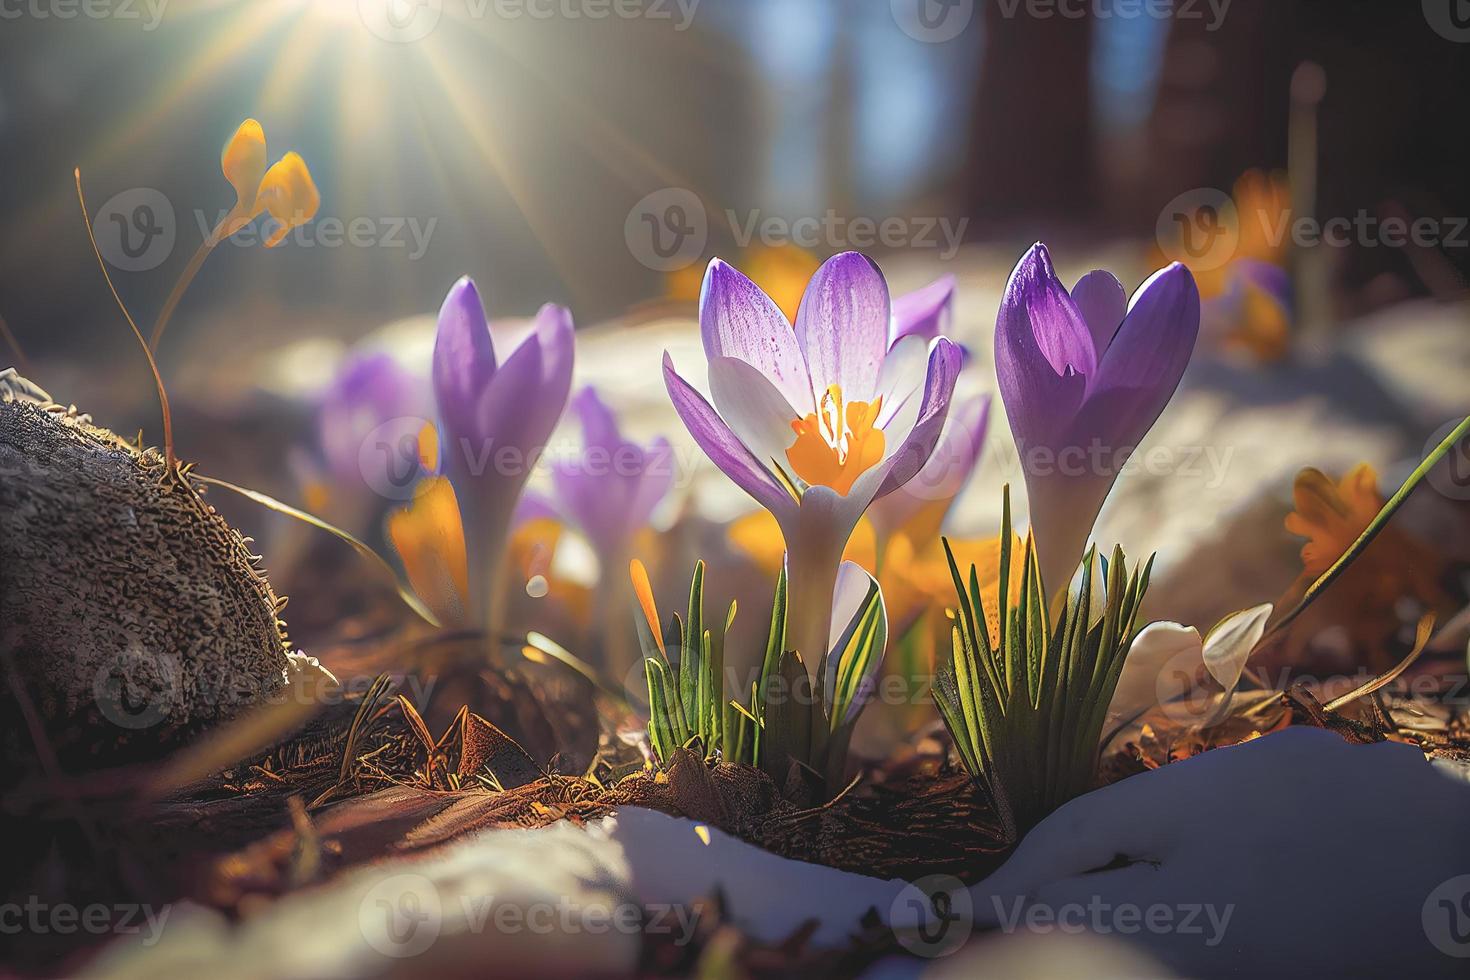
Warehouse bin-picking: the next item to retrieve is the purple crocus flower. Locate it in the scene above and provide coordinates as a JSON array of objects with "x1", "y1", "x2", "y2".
[
  {"x1": 867, "y1": 393, "x2": 990, "y2": 546},
  {"x1": 995, "y1": 243, "x2": 1200, "y2": 591},
  {"x1": 663, "y1": 252, "x2": 962, "y2": 671},
  {"x1": 432, "y1": 276, "x2": 575, "y2": 633},
  {"x1": 551, "y1": 386, "x2": 674, "y2": 562},
  {"x1": 317, "y1": 351, "x2": 433, "y2": 512},
  {"x1": 890, "y1": 273, "x2": 955, "y2": 346}
]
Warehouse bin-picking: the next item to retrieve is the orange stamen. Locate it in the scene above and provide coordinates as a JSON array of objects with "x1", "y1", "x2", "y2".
[{"x1": 785, "y1": 384, "x2": 885, "y2": 496}]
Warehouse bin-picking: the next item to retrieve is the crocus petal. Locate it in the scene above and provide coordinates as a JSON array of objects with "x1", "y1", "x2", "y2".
[
  {"x1": 1234, "y1": 258, "x2": 1292, "y2": 310},
  {"x1": 460, "y1": 333, "x2": 543, "y2": 483},
  {"x1": 1201, "y1": 603, "x2": 1273, "y2": 693},
  {"x1": 388, "y1": 476, "x2": 469, "y2": 628},
  {"x1": 1071, "y1": 270, "x2": 1127, "y2": 355},
  {"x1": 551, "y1": 389, "x2": 673, "y2": 557},
  {"x1": 708, "y1": 355, "x2": 801, "y2": 478},
  {"x1": 827, "y1": 560, "x2": 872, "y2": 651},
  {"x1": 317, "y1": 351, "x2": 429, "y2": 491},
  {"x1": 870, "y1": 393, "x2": 990, "y2": 539},
  {"x1": 570, "y1": 387, "x2": 622, "y2": 458},
  {"x1": 700, "y1": 258, "x2": 813, "y2": 413},
  {"x1": 873, "y1": 333, "x2": 929, "y2": 431},
  {"x1": 664, "y1": 352, "x2": 794, "y2": 518},
  {"x1": 823, "y1": 560, "x2": 881, "y2": 708},
  {"x1": 521, "y1": 303, "x2": 576, "y2": 449},
  {"x1": 994, "y1": 244, "x2": 1091, "y2": 452},
  {"x1": 794, "y1": 252, "x2": 891, "y2": 402},
  {"x1": 432, "y1": 277, "x2": 498, "y2": 443},
  {"x1": 890, "y1": 274, "x2": 955, "y2": 347},
  {"x1": 1085, "y1": 262, "x2": 1200, "y2": 449},
  {"x1": 628, "y1": 436, "x2": 676, "y2": 529},
  {"x1": 874, "y1": 337, "x2": 962, "y2": 500},
  {"x1": 513, "y1": 490, "x2": 561, "y2": 526},
  {"x1": 1106, "y1": 621, "x2": 1203, "y2": 735},
  {"x1": 551, "y1": 454, "x2": 619, "y2": 555}
]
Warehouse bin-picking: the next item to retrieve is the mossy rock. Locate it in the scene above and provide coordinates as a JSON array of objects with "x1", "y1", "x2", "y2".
[{"x1": 0, "y1": 370, "x2": 292, "y2": 769}]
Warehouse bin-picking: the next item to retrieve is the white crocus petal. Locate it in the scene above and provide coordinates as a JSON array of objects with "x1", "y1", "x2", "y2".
[
  {"x1": 828, "y1": 560, "x2": 874, "y2": 652},
  {"x1": 1105, "y1": 621, "x2": 1203, "y2": 737},
  {"x1": 708, "y1": 356, "x2": 804, "y2": 482},
  {"x1": 835, "y1": 454, "x2": 892, "y2": 517},
  {"x1": 1201, "y1": 603, "x2": 1273, "y2": 694},
  {"x1": 872, "y1": 334, "x2": 928, "y2": 430}
]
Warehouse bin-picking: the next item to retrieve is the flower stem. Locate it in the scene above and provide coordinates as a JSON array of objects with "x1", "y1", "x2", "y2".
[
  {"x1": 149, "y1": 215, "x2": 231, "y2": 351},
  {"x1": 780, "y1": 514, "x2": 847, "y2": 766}
]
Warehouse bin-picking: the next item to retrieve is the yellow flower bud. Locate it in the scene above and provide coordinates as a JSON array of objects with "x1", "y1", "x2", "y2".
[
  {"x1": 220, "y1": 118, "x2": 267, "y2": 237},
  {"x1": 256, "y1": 151, "x2": 320, "y2": 247}
]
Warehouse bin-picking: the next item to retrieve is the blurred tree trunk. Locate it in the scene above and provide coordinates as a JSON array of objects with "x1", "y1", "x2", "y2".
[
  {"x1": 1143, "y1": 3, "x2": 1293, "y2": 210},
  {"x1": 1141, "y1": 0, "x2": 1470, "y2": 302},
  {"x1": 964, "y1": 5, "x2": 1095, "y2": 230}
]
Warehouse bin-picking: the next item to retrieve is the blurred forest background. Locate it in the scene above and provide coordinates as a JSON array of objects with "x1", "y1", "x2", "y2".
[{"x1": 0, "y1": 0, "x2": 1466, "y2": 382}]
